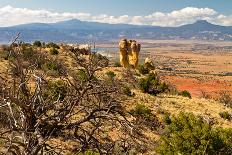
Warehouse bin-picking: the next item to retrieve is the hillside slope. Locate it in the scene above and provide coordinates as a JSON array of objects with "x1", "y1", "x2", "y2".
[{"x1": 0, "y1": 43, "x2": 231, "y2": 154}]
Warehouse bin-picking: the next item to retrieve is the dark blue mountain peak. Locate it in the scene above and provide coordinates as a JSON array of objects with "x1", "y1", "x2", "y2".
[{"x1": 194, "y1": 20, "x2": 211, "y2": 25}]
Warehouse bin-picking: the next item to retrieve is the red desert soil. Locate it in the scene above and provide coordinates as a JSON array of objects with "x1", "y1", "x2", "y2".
[{"x1": 163, "y1": 76, "x2": 232, "y2": 98}]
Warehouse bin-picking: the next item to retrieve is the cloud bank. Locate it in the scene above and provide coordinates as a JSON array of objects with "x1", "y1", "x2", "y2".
[{"x1": 0, "y1": 5, "x2": 232, "y2": 27}]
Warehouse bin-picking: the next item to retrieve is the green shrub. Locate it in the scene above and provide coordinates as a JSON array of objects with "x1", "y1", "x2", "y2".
[
  {"x1": 44, "y1": 60, "x2": 58, "y2": 71},
  {"x1": 145, "y1": 61, "x2": 155, "y2": 70},
  {"x1": 139, "y1": 73, "x2": 169, "y2": 95},
  {"x1": 46, "y1": 42, "x2": 60, "y2": 49},
  {"x1": 157, "y1": 112, "x2": 232, "y2": 155},
  {"x1": 77, "y1": 69, "x2": 88, "y2": 82},
  {"x1": 130, "y1": 104, "x2": 160, "y2": 130},
  {"x1": 218, "y1": 91, "x2": 232, "y2": 108},
  {"x1": 0, "y1": 50, "x2": 10, "y2": 60},
  {"x1": 139, "y1": 73, "x2": 157, "y2": 93},
  {"x1": 36, "y1": 55, "x2": 47, "y2": 70},
  {"x1": 163, "y1": 115, "x2": 172, "y2": 125},
  {"x1": 122, "y1": 86, "x2": 135, "y2": 97},
  {"x1": 22, "y1": 47, "x2": 35, "y2": 59},
  {"x1": 50, "y1": 47, "x2": 59, "y2": 55},
  {"x1": 130, "y1": 104, "x2": 152, "y2": 118},
  {"x1": 44, "y1": 80, "x2": 67, "y2": 101},
  {"x1": 42, "y1": 59, "x2": 66, "y2": 76},
  {"x1": 179, "y1": 90, "x2": 191, "y2": 98},
  {"x1": 158, "y1": 82, "x2": 169, "y2": 93},
  {"x1": 0, "y1": 45, "x2": 11, "y2": 60},
  {"x1": 138, "y1": 64, "x2": 149, "y2": 75},
  {"x1": 33, "y1": 41, "x2": 42, "y2": 47},
  {"x1": 219, "y1": 111, "x2": 231, "y2": 120},
  {"x1": 77, "y1": 150, "x2": 100, "y2": 155},
  {"x1": 114, "y1": 62, "x2": 122, "y2": 67},
  {"x1": 106, "y1": 71, "x2": 116, "y2": 79},
  {"x1": 137, "y1": 62, "x2": 155, "y2": 75}
]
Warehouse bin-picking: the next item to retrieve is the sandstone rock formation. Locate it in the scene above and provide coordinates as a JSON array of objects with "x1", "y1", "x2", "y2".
[
  {"x1": 119, "y1": 39, "x2": 140, "y2": 68},
  {"x1": 145, "y1": 57, "x2": 153, "y2": 65},
  {"x1": 119, "y1": 39, "x2": 128, "y2": 67},
  {"x1": 144, "y1": 57, "x2": 155, "y2": 69},
  {"x1": 129, "y1": 40, "x2": 140, "y2": 68}
]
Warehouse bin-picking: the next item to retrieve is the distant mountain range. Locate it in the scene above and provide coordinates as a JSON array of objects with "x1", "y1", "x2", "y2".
[{"x1": 0, "y1": 19, "x2": 232, "y2": 43}]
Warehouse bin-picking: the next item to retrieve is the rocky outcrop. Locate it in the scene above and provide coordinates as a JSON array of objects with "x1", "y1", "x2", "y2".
[
  {"x1": 119, "y1": 39, "x2": 129, "y2": 67},
  {"x1": 129, "y1": 40, "x2": 140, "y2": 68},
  {"x1": 119, "y1": 39, "x2": 140, "y2": 68},
  {"x1": 144, "y1": 57, "x2": 154, "y2": 67}
]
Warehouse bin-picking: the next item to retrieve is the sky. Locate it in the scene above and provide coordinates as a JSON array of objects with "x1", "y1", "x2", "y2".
[{"x1": 0, "y1": 0, "x2": 232, "y2": 27}]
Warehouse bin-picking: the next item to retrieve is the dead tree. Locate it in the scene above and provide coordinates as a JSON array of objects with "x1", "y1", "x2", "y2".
[{"x1": 0, "y1": 38, "x2": 147, "y2": 154}]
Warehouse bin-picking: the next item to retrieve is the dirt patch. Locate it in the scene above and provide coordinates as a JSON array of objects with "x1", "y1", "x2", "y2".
[{"x1": 163, "y1": 75, "x2": 232, "y2": 98}]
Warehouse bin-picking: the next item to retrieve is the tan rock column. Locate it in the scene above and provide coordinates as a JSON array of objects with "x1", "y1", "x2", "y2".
[
  {"x1": 127, "y1": 40, "x2": 133, "y2": 67},
  {"x1": 129, "y1": 40, "x2": 140, "y2": 68},
  {"x1": 119, "y1": 39, "x2": 128, "y2": 67}
]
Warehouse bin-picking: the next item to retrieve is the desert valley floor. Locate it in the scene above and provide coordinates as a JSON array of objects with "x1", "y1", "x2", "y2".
[{"x1": 99, "y1": 40, "x2": 232, "y2": 98}]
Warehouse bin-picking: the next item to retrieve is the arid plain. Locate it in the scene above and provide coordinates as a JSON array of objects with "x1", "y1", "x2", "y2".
[{"x1": 99, "y1": 39, "x2": 232, "y2": 98}]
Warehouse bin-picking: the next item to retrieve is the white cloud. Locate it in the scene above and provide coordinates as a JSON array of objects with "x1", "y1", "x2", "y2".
[{"x1": 0, "y1": 5, "x2": 231, "y2": 27}]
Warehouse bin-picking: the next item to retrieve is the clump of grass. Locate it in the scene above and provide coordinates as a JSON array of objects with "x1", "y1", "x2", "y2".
[
  {"x1": 44, "y1": 80, "x2": 67, "y2": 101},
  {"x1": 46, "y1": 42, "x2": 60, "y2": 49},
  {"x1": 139, "y1": 73, "x2": 169, "y2": 95},
  {"x1": 137, "y1": 64, "x2": 149, "y2": 75},
  {"x1": 130, "y1": 104, "x2": 161, "y2": 130},
  {"x1": 218, "y1": 91, "x2": 232, "y2": 108},
  {"x1": 163, "y1": 115, "x2": 172, "y2": 125},
  {"x1": 45, "y1": 60, "x2": 58, "y2": 71},
  {"x1": 179, "y1": 90, "x2": 191, "y2": 99},
  {"x1": 77, "y1": 150, "x2": 100, "y2": 155},
  {"x1": 22, "y1": 47, "x2": 36, "y2": 59},
  {"x1": 114, "y1": 62, "x2": 122, "y2": 67},
  {"x1": 106, "y1": 71, "x2": 116, "y2": 80},
  {"x1": 33, "y1": 41, "x2": 42, "y2": 47},
  {"x1": 50, "y1": 47, "x2": 59, "y2": 55},
  {"x1": 137, "y1": 62, "x2": 155, "y2": 75},
  {"x1": 219, "y1": 111, "x2": 231, "y2": 120},
  {"x1": 122, "y1": 86, "x2": 135, "y2": 97},
  {"x1": 77, "y1": 69, "x2": 88, "y2": 82}
]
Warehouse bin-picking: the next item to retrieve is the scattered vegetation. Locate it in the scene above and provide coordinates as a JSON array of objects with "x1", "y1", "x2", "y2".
[
  {"x1": 0, "y1": 40, "x2": 146, "y2": 154},
  {"x1": 0, "y1": 37, "x2": 232, "y2": 155}
]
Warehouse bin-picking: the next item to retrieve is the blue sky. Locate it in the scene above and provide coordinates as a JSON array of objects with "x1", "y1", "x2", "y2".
[
  {"x1": 0, "y1": 0, "x2": 232, "y2": 27},
  {"x1": 0, "y1": 0, "x2": 232, "y2": 16}
]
